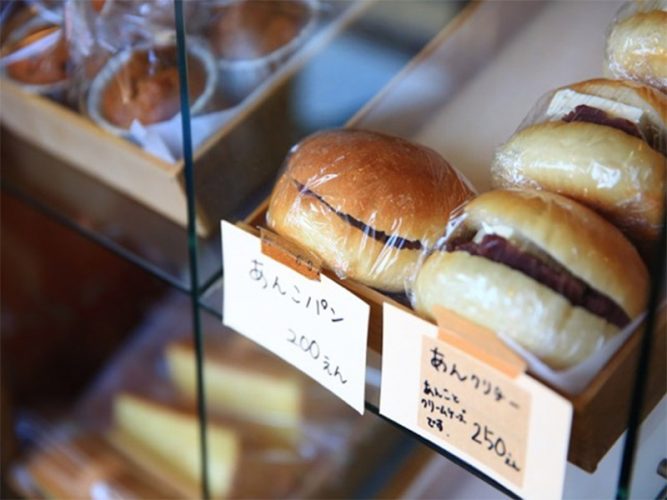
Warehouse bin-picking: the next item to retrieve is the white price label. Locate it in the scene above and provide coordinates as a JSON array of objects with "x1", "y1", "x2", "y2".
[
  {"x1": 221, "y1": 221, "x2": 370, "y2": 414},
  {"x1": 380, "y1": 303, "x2": 572, "y2": 499}
]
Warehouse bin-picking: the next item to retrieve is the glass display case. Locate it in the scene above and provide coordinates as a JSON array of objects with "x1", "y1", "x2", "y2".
[{"x1": 1, "y1": 0, "x2": 665, "y2": 498}]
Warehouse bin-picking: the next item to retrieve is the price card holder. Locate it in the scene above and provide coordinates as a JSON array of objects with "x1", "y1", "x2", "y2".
[
  {"x1": 221, "y1": 221, "x2": 370, "y2": 414},
  {"x1": 380, "y1": 303, "x2": 572, "y2": 499}
]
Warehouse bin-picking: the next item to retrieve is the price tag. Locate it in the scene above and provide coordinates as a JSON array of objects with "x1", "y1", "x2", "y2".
[
  {"x1": 221, "y1": 221, "x2": 370, "y2": 414},
  {"x1": 419, "y1": 335, "x2": 529, "y2": 486},
  {"x1": 380, "y1": 303, "x2": 572, "y2": 499}
]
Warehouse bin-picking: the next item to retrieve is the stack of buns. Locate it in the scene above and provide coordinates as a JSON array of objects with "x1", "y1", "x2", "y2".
[
  {"x1": 264, "y1": 115, "x2": 656, "y2": 370},
  {"x1": 413, "y1": 74, "x2": 663, "y2": 369},
  {"x1": 262, "y1": 4, "x2": 664, "y2": 372},
  {"x1": 412, "y1": 2, "x2": 663, "y2": 372},
  {"x1": 263, "y1": 3, "x2": 663, "y2": 371},
  {"x1": 413, "y1": 80, "x2": 660, "y2": 370}
]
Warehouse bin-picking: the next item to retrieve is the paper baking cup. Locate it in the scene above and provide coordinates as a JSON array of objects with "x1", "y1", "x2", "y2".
[
  {"x1": 86, "y1": 40, "x2": 218, "y2": 137},
  {"x1": 214, "y1": 0, "x2": 319, "y2": 102}
]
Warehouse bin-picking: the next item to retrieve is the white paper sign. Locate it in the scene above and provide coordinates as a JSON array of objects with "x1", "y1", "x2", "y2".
[
  {"x1": 221, "y1": 221, "x2": 370, "y2": 413},
  {"x1": 380, "y1": 303, "x2": 572, "y2": 499}
]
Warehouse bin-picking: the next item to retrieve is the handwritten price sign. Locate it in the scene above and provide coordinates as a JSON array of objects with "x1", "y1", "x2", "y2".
[
  {"x1": 418, "y1": 337, "x2": 530, "y2": 487},
  {"x1": 221, "y1": 221, "x2": 370, "y2": 413},
  {"x1": 380, "y1": 304, "x2": 572, "y2": 499}
]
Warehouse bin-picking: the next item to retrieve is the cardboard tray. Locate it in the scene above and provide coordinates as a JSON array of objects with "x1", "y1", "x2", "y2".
[
  {"x1": 239, "y1": 0, "x2": 667, "y2": 473},
  {"x1": 0, "y1": 1, "x2": 370, "y2": 236}
]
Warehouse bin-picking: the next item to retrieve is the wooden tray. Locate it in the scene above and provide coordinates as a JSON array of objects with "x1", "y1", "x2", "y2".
[
  {"x1": 241, "y1": 0, "x2": 667, "y2": 473},
  {"x1": 0, "y1": 1, "x2": 370, "y2": 236}
]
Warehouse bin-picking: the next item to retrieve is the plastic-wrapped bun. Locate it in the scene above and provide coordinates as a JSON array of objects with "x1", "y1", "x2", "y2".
[
  {"x1": 605, "y1": 0, "x2": 667, "y2": 92},
  {"x1": 491, "y1": 78, "x2": 666, "y2": 251},
  {"x1": 412, "y1": 189, "x2": 649, "y2": 370},
  {"x1": 266, "y1": 129, "x2": 475, "y2": 293}
]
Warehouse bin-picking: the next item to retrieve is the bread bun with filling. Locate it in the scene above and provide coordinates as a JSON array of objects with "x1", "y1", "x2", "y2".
[
  {"x1": 267, "y1": 129, "x2": 474, "y2": 292},
  {"x1": 606, "y1": 2, "x2": 667, "y2": 92},
  {"x1": 492, "y1": 78, "x2": 666, "y2": 249},
  {"x1": 412, "y1": 189, "x2": 649, "y2": 369}
]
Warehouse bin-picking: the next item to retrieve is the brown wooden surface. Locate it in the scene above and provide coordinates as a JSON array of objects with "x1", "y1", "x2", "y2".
[{"x1": 568, "y1": 308, "x2": 667, "y2": 471}]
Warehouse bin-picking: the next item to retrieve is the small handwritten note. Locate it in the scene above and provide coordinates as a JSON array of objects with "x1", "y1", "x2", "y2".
[
  {"x1": 418, "y1": 337, "x2": 530, "y2": 487},
  {"x1": 380, "y1": 303, "x2": 572, "y2": 499},
  {"x1": 221, "y1": 221, "x2": 369, "y2": 413}
]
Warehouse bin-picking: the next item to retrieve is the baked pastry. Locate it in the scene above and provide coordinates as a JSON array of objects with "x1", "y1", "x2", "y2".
[
  {"x1": 267, "y1": 129, "x2": 475, "y2": 292},
  {"x1": 606, "y1": 2, "x2": 667, "y2": 92},
  {"x1": 208, "y1": 0, "x2": 313, "y2": 60},
  {"x1": 166, "y1": 339, "x2": 303, "y2": 446},
  {"x1": 4, "y1": 25, "x2": 69, "y2": 86},
  {"x1": 412, "y1": 189, "x2": 649, "y2": 370},
  {"x1": 492, "y1": 78, "x2": 666, "y2": 248},
  {"x1": 111, "y1": 393, "x2": 239, "y2": 498},
  {"x1": 100, "y1": 46, "x2": 206, "y2": 128}
]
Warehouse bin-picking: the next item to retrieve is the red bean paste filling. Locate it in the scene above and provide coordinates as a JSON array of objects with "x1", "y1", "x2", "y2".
[
  {"x1": 562, "y1": 105, "x2": 642, "y2": 139},
  {"x1": 294, "y1": 180, "x2": 424, "y2": 251},
  {"x1": 447, "y1": 233, "x2": 630, "y2": 328}
]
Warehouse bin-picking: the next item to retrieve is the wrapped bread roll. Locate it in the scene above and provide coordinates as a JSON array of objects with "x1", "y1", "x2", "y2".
[
  {"x1": 606, "y1": 0, "x2": 667, "y2": 92},
  {"x1": 492, "y1": 78, "x2": 666, "y2": 252},
  {"x1": 412, "y1": 190, "x2": 649, "y2": 369},
  {"x1": 267, "y1": 128, "x2": 475, "y2": 293}
]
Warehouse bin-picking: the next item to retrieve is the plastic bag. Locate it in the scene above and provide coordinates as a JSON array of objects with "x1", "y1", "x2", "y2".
[
  {"x1": 203, "y1": 0, "x2": 319, "y2": 102},
  {"x1": 265, "y1": 128, "x2": 476, "y2": 294},
  {"x1": 605, "y1": 0, "x2": 667, "y2": 92},
  {"x1": 410, "y1": 189, "x2": 649, "y2": 373},
  {"x1": 491, "y1": 78, "x2": 666, "y2": 258}
]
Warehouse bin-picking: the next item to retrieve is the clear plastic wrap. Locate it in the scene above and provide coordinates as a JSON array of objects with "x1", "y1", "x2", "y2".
[
  {"x1": 409, "y1": 189, "x2": 649, "y2": 378},
  {"x1": 9, "y1": 293, "x2": 387, "y2": 499},
  {"x1": 64, "y1": 0, "x2": 221, "y2": 137},
  {"x1": 605, "y1": 0, "x2": 667, "y2": 92},
  {"x1": 203, "y1": 0, "x2": 319, "y2": 102},
  {"x1": 490, "y1": 78, "x2": 666, "y2": 258},
  {"x1": 0, "y1": 5, "x2": 70, "y2": 98},
  {"x1": 83, "y1": 39, "x2": 219, "y2": 136},
  {"x1": 265, "y1": 128, "x2": 476, "y2": 294}
]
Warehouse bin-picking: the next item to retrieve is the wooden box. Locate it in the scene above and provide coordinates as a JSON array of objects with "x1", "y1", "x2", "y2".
[
  {"x1": 0, "y1": 2, "x2": 369, "y2": 236},
  {"x1": 238, "y1": 0, "x2": 667, "y2": 473}
]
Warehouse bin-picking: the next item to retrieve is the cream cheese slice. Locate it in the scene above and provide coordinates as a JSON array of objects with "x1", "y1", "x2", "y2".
[{"x1": 547, "y1": 89, "x2": 646, "y2": 126}]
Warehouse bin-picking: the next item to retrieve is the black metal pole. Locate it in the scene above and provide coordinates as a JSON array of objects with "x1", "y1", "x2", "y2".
[{"x1": 173, "y1": 1, "x2": 210, "y2": 498}]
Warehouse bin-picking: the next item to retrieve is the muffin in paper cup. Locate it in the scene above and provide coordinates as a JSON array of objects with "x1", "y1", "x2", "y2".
[
  {"x1": 206, "y1": 0, "x2": 318, "y2": 102},
  {"x1": 85, "y1": 39, "x2": 218, "y2": 137},
  {"x1": 0, "y1": 17, "x2": 70, "y2": 98}
]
